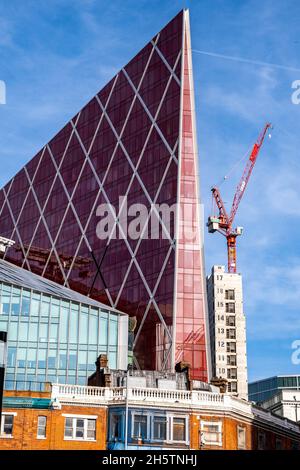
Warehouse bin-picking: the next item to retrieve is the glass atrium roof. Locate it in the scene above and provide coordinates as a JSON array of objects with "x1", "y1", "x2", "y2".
[{"x1": 0, "y1": 258, "x2": 125, "y2": 315}]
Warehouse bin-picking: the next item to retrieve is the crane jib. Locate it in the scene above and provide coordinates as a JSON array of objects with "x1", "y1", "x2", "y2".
[
  {"x1": 250, "y1": 144, "x2": 259, "y2": 162},
  {"x1": 207, "y1": 122, "x2": 272, "y2": 273}
]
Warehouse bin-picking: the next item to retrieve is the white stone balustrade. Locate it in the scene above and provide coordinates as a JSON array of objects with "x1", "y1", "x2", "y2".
[
  {"x1": 50, "y1": 383, "x2": 300, "y2": 433},
  {"x1": 51, "y1": 383, "x2": 247, "y2": 412}
]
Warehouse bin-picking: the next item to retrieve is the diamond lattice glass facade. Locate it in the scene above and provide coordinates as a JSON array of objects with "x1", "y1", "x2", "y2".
[{"x1": 0, "y1": 10, "x2": 210, "y2": 380}]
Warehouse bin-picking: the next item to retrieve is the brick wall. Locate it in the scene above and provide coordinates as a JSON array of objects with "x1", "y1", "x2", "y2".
[
  {"x1": 2, "y1": 391, "x2": 299, "y2": 450},
  {"x1": 190, "y1": 414, "x2": 251, "y2": 450},
  {"x1": 0, "y1": 402, "x2": 107, "y2": 450},
  {"x1": 190, "y1": 413, "x2": 299, "y2": 450}
]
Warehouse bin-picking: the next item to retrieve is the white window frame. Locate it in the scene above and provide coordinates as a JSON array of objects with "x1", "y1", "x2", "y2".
[
  {"x1": 37, "y1": 415, "x2": 47, "y2": 439},
  {"x1": 201, "y1": 420, "x2": 222, "y2": 447},
  {"x1": 227, "y1": 367, "x2": 237, "y2": 380},
  {"x1": 227, "y1": 342, "x2": 236, "y2": 353},
  {"x1": 131, "y1": 412, "x2": 150, "y2": 441},
  {"x1": 227, "y1": 355, "x2": 237, "y2": 366},
  {"x1": 62, "y1": 414, "x2": 97, "y2": 442},
  {"x1": 226, "y1": 302, "x2": 235, "y2": 313},
  {"x1": 237, "y1": 425, "x2": 246, "y2": 450},
  {"x1": 151, "y1": 415, "x2": 167, "y2": 442},
  {"x1": 0, "y1": 412, "x2": 17, "y2": 438},
  {"x1": 225, "y1": 289, "x2": 235, "y2": 300},
  {"x1": 167, "y1": 414, "x2": 189, "y2": 445}
]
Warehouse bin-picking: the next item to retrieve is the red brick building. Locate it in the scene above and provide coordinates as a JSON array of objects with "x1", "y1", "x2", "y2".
[
  {"x1": 0, "y1": 389, "x2": 107, "y2": 450},
  {"x1": 1, "y1": 384, "x2": 299, "y2": 450}
]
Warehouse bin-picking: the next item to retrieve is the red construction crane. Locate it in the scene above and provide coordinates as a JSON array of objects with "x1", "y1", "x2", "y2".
[{"x1": 207, "y1": 123, "x2": 272, "y2": 273}]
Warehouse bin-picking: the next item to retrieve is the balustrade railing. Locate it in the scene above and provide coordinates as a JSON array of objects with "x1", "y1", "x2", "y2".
[
  {"x1": 52, "y1": 383, "x2": 227, "y2": 406},
  {"x1": 49, "y1": 384, "x2": 300, "y2": 434}
]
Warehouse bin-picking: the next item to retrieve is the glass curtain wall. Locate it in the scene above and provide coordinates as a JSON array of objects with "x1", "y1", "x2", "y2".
[{"x1": 0, "y1": 282, "x2": 119, "y2": 390}]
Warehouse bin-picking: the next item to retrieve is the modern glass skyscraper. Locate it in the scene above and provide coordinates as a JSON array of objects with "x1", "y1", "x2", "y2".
[{"x1": 0, "y1": 10, "x2": 210, "y2": 380}]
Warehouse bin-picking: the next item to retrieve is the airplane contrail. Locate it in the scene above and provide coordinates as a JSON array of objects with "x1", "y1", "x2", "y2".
[{"x1": 192, "y1": 49, "x2": 300, "y2": 74}]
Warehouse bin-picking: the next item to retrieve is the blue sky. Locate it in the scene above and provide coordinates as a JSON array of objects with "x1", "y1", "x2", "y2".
[{"x1": 0, "y1": 0, "x2": 300, "y2": 381}]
